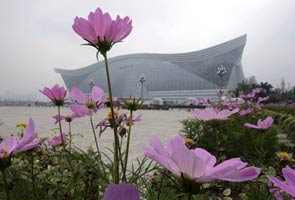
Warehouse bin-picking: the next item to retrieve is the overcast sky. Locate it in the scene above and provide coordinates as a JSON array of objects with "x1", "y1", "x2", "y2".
[{"x1": 0, "y1": 0, "x2": 294, "y2": 99}]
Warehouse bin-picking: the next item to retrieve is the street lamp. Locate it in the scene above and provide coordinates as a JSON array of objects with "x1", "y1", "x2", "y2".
[
  {"x1": 216, "y1": 65, "x2": 227, "y2": 102},
  {"x1": 88, "y1": 79, "x2": 95, "y2": 89},
  {"x1": 139, "y1": 74, "x2": 146, "y2": 99}
]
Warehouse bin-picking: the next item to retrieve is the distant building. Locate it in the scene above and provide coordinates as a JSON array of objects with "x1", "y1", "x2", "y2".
[{"x1": 56, "y1": 35, "x2": 246, "y2": 104}]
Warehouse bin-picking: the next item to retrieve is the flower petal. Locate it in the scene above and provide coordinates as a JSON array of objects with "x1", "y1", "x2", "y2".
[
  {"x1": 91, "y1": 86, "x2": 104, "y2": 101},
  {"x1": 103, "y1": 183, "x2": 140, "y2": 200},
  {"x1": 267, "y1": 175, "x2": 295, "y2": 197},
  {"x1": 282, "y1": 166, "x2": 295, "y2": 188},
  {"x1": 70, "y1": 87, "x2": 87, "y2": 103}
]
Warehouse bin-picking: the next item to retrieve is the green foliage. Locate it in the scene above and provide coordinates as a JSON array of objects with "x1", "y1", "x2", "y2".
[
  {"x1": 230, "y1": 79, "x2": 272, "y2": 98},
  {"x1": 1, "y1": 105, "x2": 295, "y2": 199},
  {"x1": 230, "y1": 76, "x2": 295, "y2": 103},
  {"x1": 241, "y1": 184, "x2": 275, "y2": 200},
  {"x1": 268, "y1": 86, "x2": 295, "y2": 103},
  {"x1": 264, "y1": 105, "x2": 295, "y2": 145},
  {"x1": 181, "y1": 109, "x2": 280, "y2": 166},
  {"x1": 0, "y1": 147, "x2": 110, "y2": 200}
]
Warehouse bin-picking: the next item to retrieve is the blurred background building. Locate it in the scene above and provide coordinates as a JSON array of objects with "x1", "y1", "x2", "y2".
[{"x1": 56, "y1": 35, "x2": 246, "y2": 104}]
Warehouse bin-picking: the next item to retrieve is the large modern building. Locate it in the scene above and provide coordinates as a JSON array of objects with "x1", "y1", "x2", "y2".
[{"x1": 56, "y1": 35, "x2": 246, "y2": 103}]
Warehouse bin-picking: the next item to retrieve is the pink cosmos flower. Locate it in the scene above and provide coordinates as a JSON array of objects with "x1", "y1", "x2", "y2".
[
  {"x1": 48, "y1": 133, "x2": 67, "y2": 147},
  {"x1": 144, "y1": 136, "x2": 260, "y2": 183},
  {"x1": 269, "y1": 188, "x2": 284, "y2": 200},
  {"x1": 73, "y1": 7, "x2": 132, "y2": 52},
  {"x1": 244, "y1": 116, "x2": 273, "y2": 129},
  {"x1": 194, "y1": 107, "x2": 239, "y2": 121},
  {"x1": 255, "y1": 103, "x2": 262, "y2": 109},
  {"x1": 252, "y1": 88, "x2": 262, "y2": 94},
  {"x1": 0, "y1": 137, "x2": 18, "y2": 159},
  {"x1": 125, "y1": 114, "x2": 142, "y2": 126},
  {"x1": 239, "y1": 88, "x2": 262, "y2": 99},
  {"x1": 70, "y1": 86, "x2": 104, "y2": 116},
  {"x1": 40, "y1": 85, "x2": 67, "y2": 106},
  {"x1": 239, "y1": 108, "x2": 253, "y2": 116},
  {"x1": 52, "y1": 113, "x2": 81, "y2": 124},
  {"x1": 255, "y1": 96, "x2": 269, "y2": 109},
  {"x1": 221, "y1": 101, "x2": 240, "y2": 110},
  {"x1": 13, "y1": 119, "x2": 42, "y2": 153},
  {"x1": 258, "y1": 96, "x2": 269, "y2": 104},
  {"x1": 103, "y1": 183, "x2": 140, "y2": 200},
  {"x1": 267, "y1": 166, "x2": 295, "y2": 198},
  {"x1": 0, "y1": 119, "x2": 42, "y2": 159},
  {"x1": 239, "y1": 92, "x2": 255, "y2": 99}
]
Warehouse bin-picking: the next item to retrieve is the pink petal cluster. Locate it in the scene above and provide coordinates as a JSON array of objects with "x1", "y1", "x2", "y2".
[
  {"x1": 239, "y1": 108, "x2": 253, "y2": 116},
  {"x1": 53, "y1": 113, "x2": 80, "y2": 124},
  {"x1": 221, "y1": 101, "x2": 240, "y2": 110},
  {"x1": 239, "y1": 88, "x2": 262, "y2": 99},
  {"x1": 97, "y1": 111, "x2": 141, "y2": 135},
  {"x1": 47, "y1": 133, "x2": 67, "y2": 147},
  {"x1": 255, "y1": 96, "x2": 270, "y2": 109},
  {"x1": 239, "y1": 93, "x2": 255, "y2": 99},
  {"x1": 103, "y1": 183, "x2": 140, "y2": 200},
  {"x1": 258, "y1": 96, "x2": 269, "y2": 104},
  {"x1": 0, "y1": 119, "x2": 42, "y2": 159},
  {"x1": 73, "y1": 8, "x2": 132, "y2": 49},
  {"x1": 194, "y1": 107, "x2": 239, "y2": 121},
  {"x1": 269, "y1": 188, "x2": 285, "y2": 200},
  {"x1": 144, "y1": 136, "x2": 260, "y2": 182},
  {"x1": 40, "y1": 85, "x2": 67, "y2": 106},
  {"x1": 97, "y1": 110, "x2": 123, "y2": 129},
  {"x1": 125, "y1": 114, "x2": 142, "y2": 126},
  {"x1": 70, "y1": 86, "x2": 104, "y2": 116},
  {"x1": 0, "y1": 137, "x2": 18, "y2": 159},
  {"x1": 267, "y1": 166, "x2": 295, "y2": 199},
  {"x1": 244, "y1": 116, "x2": 273, "y2": 129},
  {"x1": 252, "y1": 88, "x2": 262, "y2": 94}
]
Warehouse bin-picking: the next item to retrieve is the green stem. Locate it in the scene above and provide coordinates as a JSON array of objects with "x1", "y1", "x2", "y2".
[
  {"x1": 90, "y1": 116, "x2": 100, "y2": 155},
  {"x1": 117, "y1": 130, "x2": 125, "y2": 173},
  {"x1": 259, "y1": 131, "x2": 266, "y2": 163},
  {"x1": 187, "y1": 193, "x2": 192, "y2": 200},
  {"x1": 117, "y1": 138, "x2": 125, "y2": 179},
  {"x1": 90, "y1": 116, "x2": 105, "y2": 175},
  {"x1": 102, "y1": 52, "x2": 120, "y2": 183},
  {"x1": 122, "y1": 110, "x2": 133, "y2": 181},
  {"x1": 68, "y1": 122, "x2": 72, "y2": 150},
  {"x1": 57, "y1": 106, "x2": 65, "y2": 146},
  {"x1": 1, "y1": 169, "x2": 10, "y2": 200},
  {"x1": 30, "y1": 153, "x2": 36, "y2": 198},
  {"x1": 57, "y1": 106, "x2": 74, "y2": 172},
  {"x1": 157, "y1": 171, "x2": 165, "y2": 200}
]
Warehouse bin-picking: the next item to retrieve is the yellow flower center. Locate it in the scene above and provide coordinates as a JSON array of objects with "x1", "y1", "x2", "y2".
[
  {"x1": 185, "y1": 138, "x2": 193, "y2": 146},
  {"x1": 125, "y1": 100, "x2": 133, "y2": 105},
  {"x1": 2, "y1": 147, "x2": 9, "y2": 157},
  {"x1": 277, "y1": 152, "x2": 291, "y2": 161},
  {"x1": 16, "y1": 122, "x2": 28, "y2": 128},
  {"x1": 86, "y1": 99, "x2": 95, "y2": 109},
  {"x1": 107, "y1": 108, "x2": 120, "y2": 119}
]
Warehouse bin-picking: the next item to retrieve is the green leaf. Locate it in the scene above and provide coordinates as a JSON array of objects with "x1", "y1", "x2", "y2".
[{"x1": 223, "y1": 188, "x2": 231, "y2": 196}]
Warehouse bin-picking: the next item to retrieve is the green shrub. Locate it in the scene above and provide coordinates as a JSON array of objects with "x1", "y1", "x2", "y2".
[{"x1": 181, "y1": 109, "x2": 280, "y2": 166}]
